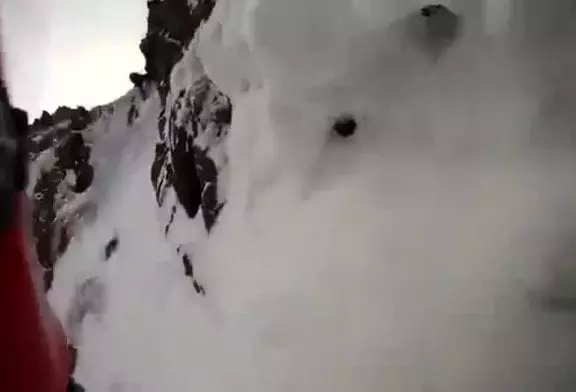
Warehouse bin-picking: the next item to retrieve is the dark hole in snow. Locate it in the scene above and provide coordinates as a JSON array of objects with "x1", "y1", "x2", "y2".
[
  {"x1": 332, "y1": 115, "x2": 357, "y2": 138},
  {"x1": 104, "y1": 236, "x2": 119, "y2": 261},
  {"x1": 182, "y1": 254, "x2": 193, "y2": 277}
]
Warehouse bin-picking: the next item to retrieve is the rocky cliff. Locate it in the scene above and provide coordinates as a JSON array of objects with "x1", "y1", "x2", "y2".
[
  {"x1": 28, "y1": 0, "x2": 229, "y2": 293},
  {"x1": 143, "y1": 0, "x2": 231, "y2": 293}
]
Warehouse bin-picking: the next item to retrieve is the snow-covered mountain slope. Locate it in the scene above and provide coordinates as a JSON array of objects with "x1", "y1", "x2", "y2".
[
  {"x1": 27, "y1": 85, "x2": 155, "y2": 291},
  {"x1": 32, "y1": 0, "x2": 576, "y2": 391}
]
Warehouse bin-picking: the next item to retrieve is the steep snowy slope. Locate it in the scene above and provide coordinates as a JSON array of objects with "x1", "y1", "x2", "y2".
[
  {"x1": 38, "y1": 0, "x2": 576, "y2": 391},
  {"x1": 28, "y1": 84, "x2": 155, "y2": 290}
]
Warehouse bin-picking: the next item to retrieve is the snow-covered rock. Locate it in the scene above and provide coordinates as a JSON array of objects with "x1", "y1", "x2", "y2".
[{"x1": 28, "y1": 83, "x2": 157, "y2": 288}]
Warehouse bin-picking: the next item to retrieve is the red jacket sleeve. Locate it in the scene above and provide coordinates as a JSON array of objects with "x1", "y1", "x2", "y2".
[{"x1": 0, "y1": 196, "x2": 70, "y2": 392}]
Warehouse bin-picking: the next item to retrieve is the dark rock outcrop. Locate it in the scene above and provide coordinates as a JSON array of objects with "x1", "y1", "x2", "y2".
[
  {"x1": 151, "y1": 74, "x2": 230, "y2": 234},
  {"x1": 32, "y1": 110, "x2": 53, "y2": 128},
  {"x1": 145, "y1": 0, "x2": 231, "y2": 292},
  {"x1": 31, "y1": 106, "x2": 92, "y2": 133},
  {"x1": 73, "y1": 164, "x2": 94, "y2": 194},
  {"x1": 146, "y1": 0, "x2": 230, "y2": 231},
  {"x1": 33, "y1": 166, "x2": 67, "y2": 286},
  {"x1": 30, "y1": 119, "x2": 94, "y2": 290},
  {"x1": 29, "y1": 0, "x2": 231, "y2": 295},
  {"x1": 140, "y1": 0, "x2": 216, "y2": 86},
  {"x1": 129, "y1": 72, "x2": 149, "y2": 89}
]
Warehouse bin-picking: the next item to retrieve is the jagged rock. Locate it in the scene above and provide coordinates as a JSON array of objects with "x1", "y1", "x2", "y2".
[
  {"x1": 52, "y1": 106, "x2": 77, "y2": 124},
  {"x1": 32, "y1": 106, "x2": 92, "y2": 133},
  {"x1": 56, "y1": 133, "x2": 90, "y2": 170},
  {"x1": 32, "y1": 110, "x2": 53, "y2": 129},
  {"x1": 143, "y1": 1, "x2": 231, "y2": 291},
  {"x1": 71, "y1": 107, "x2": 91, "y2": 130},
  {"x1": 28, "y1": 0, "x2": 229, "y2": 295},
  {"x1": 129, "y1": 73, "x2": 151, "y2": 101},
  {"x1": 152, "y1": 76, "x2": 230, "y2": 234},
  {"x1": 30, "y1": 122, "x2": 94, "y2": 289},
  {"x1": 29, "y1": 126, "x2": 70, "y2": 157},
  {"x1": 151, "y1": 142, "x2": 169, "y2": 205},
  {"x1": 129, "y1": 72, "x2": 148, "y2": 88},
  {"x1": 33, "y1": 168, "x2": 66, "y2": 277},
  {"x1": 140, "y1": 0, "x2": 216, "y2": 84},
  {"x1": 73, "y1": 163, "x2": 94, "y2": 193}
]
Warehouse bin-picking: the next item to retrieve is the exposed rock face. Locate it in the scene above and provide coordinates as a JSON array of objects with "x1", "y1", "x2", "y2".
[
  {"x1": 29, "y1": 0, "x2": 230, "y2": 293},
  {"x1": 28, "y1": 87, "x2": 150, "y2": 290},
  {"x1": 146, "y1": 0, "x2": 232, "y2": 290},
  {"x1": 30, "y1": 106, "x2": 92, "y2": 134},
  {"x1": 129, "y1": 72, "x2": 149, "y2": 89},
  {"x1": 33, "y1": 110, "x2": 53, "y2": 128},
  {"x1": 30, "y1": 125, "x2": 94, "y2": 290},
  {"x1": 152, "y1": 73, "x2": 230, "y2": 234},
  {"x1": 140, "y1": 0, "x2": 216, "y2": 87}
]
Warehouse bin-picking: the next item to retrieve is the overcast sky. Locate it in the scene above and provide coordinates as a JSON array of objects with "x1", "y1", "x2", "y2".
[{"x1": 0, "y1": 0, "x2": 147, "y2": 119}]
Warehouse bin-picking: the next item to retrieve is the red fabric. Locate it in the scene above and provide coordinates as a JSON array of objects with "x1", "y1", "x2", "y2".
[{"x1": 0, "y1": 197, "x2": 70, "y2": 392}]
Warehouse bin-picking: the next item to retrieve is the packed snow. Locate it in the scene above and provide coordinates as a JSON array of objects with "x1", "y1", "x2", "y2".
[{"x1": 49, "y1": 1, "x2": 576, "y2": 391}]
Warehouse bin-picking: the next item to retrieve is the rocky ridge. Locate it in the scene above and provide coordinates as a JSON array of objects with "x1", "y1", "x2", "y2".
[{"x1": 28, "y1": 0, "x2": 230, "y2": 293}]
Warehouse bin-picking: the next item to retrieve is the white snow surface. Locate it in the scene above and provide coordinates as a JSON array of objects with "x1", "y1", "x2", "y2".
[{"x1": 50, "y1": 1, "x2": 576, "y2": 391}]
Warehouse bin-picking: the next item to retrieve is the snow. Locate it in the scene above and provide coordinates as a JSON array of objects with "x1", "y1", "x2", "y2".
[{"x1": 49, "y1": 1, "x2": 576, "y2": 391}]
